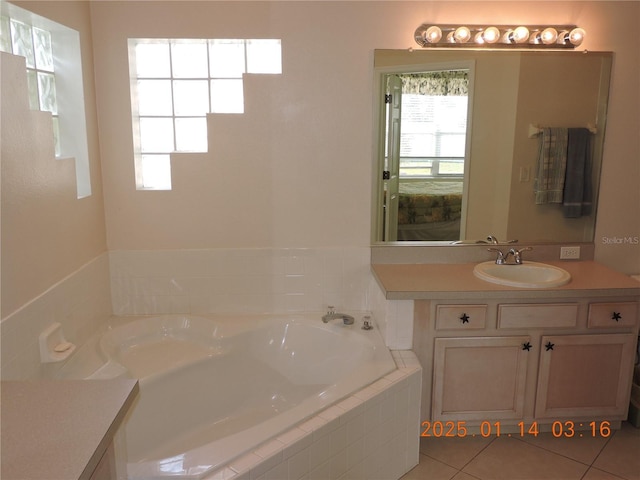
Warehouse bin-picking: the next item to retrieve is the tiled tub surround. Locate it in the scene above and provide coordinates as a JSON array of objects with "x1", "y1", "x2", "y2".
[
  {"x1": 56, "y1": 312, "x2": 421, "y2": 480},
  {"x1": 1, "y1": 247, "x2": 415, "y2": 380},
  {"x1": 109, "y1": 248, "x2": 373, "y2": 316},
  {"x1": 213, "y1": 351, "x2": 422, "y2": 480},
  {"x1": 0, "y1": 254, "x2": 112, "y2": 380}
]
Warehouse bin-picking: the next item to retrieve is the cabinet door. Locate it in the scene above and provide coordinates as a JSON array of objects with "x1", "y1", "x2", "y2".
[
  {"x1": 432, "y1": 336, "x2": 531, "y2": 421},
  {"x1": 535, "y1": 333, "x2": 637, "y2": 419}
]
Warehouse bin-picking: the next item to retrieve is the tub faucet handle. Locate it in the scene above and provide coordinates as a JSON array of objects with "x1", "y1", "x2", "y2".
[{"x1": 362, "y1": 316, "x2": 373, "y2": 330}]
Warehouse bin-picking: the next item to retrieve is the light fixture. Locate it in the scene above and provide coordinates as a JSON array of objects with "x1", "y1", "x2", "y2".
[{"x1": 414, "y1": 24, "x2": 586, "y2": 49}]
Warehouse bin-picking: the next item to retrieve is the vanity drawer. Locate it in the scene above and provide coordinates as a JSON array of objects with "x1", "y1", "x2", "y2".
[
  {"x1": 588, "y1": 302, "x2": 638, "y2": 328},
  {"x1": 498, "y1": 303, "x2": 578, "y2": 329},
  {"x1": 435, "y1": 304, "x2": 487, "y2": 330}
]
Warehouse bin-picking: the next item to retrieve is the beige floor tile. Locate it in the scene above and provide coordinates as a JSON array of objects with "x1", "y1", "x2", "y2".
[
  {"x1": 592, "y1": 423, "x2": 640, "y2": 480},
  {"x1": 582, "y1": 467, "x2": 628, "y2": 480},
  {"x1": 419, "y1": 435, "x2": 494, "y2": 469},
  {"x1": 400, "y1": 454, "x2": 458, "y2": 480},
  {"x1": 462, "y1": 436, "x2": 588, "y2": 480},
  {"x1": 518, "y1": 429, "x2": 609, "y2": 465},
  {"x1": 451, "y1": 472, "x2": 482, "y2": 480}
]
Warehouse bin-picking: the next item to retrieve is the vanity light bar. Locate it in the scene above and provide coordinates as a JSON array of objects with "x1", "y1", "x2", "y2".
[{"x1": 414, "y1": 24, "x2": 586, "y2": 49}]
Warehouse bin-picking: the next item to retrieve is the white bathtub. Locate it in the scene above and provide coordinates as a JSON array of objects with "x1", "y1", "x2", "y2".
[{"x1": 81, "y1": 313, "x2": 399, "y2": 479}]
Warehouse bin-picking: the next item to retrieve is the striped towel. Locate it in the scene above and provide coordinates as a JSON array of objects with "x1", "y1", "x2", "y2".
[{"x1": 534, "y1": 127, "x2": 568, "y2": 204}]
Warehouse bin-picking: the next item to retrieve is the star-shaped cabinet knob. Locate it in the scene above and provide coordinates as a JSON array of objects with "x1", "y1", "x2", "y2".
[
  {"x1": 522, "y1": 342, "x2": 532, "y2": 351},
  {"x1": 460, "y1": 313, "x2": 470, "y2": 324},
  {"x1": 545, "y1": 341, "x2": 555, "y2": 351},
  {"x1": 612, "y1": 312, "x2": 622, "y2": 321}
]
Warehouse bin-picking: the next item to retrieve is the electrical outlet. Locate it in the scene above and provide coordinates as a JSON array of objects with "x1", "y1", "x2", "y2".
[{"x1": 560, "y1": 246, "x2": 581, "y2": 259}]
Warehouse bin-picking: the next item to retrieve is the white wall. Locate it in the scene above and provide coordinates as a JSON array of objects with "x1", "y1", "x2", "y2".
[
  {"x1": 1, "y1": 1, "x2": 107, "y2": 318},
  {"x1": 2, "y1": 0, "x2": 639, "y2": 378},
  {"x1": 90, "y1": 1, "x2": 639, "y2": 273}
]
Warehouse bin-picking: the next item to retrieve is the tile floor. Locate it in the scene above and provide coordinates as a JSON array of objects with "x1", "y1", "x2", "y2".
[{"x1": 401, "y1": 422, "x2": 640, "y2": 480}]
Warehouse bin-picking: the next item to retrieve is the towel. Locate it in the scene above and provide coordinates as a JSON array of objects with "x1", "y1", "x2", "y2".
[
  {"x1": 562, "y1": 127, "x2": 592, "y2": 218},
  {"x1": 534, "y1": 127, "x2": 568, "y2": 204}
]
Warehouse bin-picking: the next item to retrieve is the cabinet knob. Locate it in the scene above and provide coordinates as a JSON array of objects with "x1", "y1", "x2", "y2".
[
  {"x1": 460, "y1": 313, "x2": 470, "y2": 324},
  {"x1": 612, "y1": 311, "x2": 622, "y2": 322},
  {"x1": 545, "y1": 341, "x2": 555, "y2": 351},
  {"x1": 522, "y1": 342, "x2": 532, "y2": 351}
]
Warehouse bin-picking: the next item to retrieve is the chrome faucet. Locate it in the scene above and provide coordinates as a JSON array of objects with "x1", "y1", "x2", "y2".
[
  {"x1": 510, "y1": 247, "x2": 533, "y2": 264},
  {"x1": 322, "y1": 306, "x2": 355, "y2": 325},
  {"x1": 488, "y1": 246, "x2": 533, "y2": 265},
  {"x1": 488, "y1": 247, "x2": 512, "y2": 264},
  {"x1": 486, "y1": 235, "x2": 518, "y2": 245}
]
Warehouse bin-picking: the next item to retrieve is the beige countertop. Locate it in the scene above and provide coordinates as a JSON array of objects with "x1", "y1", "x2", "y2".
[
  {"x1": 1, "y1": 380, "x2": 139, "y2": 480},
  {"x1": 372, "y1": 261, "x2": 640, "y2": 300}
]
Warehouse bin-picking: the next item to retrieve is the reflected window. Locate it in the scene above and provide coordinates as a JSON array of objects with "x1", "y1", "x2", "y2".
[{"x1": 381, "y1": 70, "x2": 469, "y2": 241}]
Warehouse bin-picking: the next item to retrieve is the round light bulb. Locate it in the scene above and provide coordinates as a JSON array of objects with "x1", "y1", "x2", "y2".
[
  {"x1": 513, "y1": 26, "x2": 530, "y2": 43},
  {"x1": 501, "y1": 29, "x2": 515, "y2": 44},
  {"x1": 423, "y1": 26, "x2": 443, "y2": 43},
  {"x1": 454, "y1": 26, "x2": 471, "y2": 43},
  {"x1": 482, "y1": 26, "x2": 500, "y2": 44},
  {"x1": 540, "y1": 27, "x2": 558, "y2": 45},
  {"x1": 474, "y1": 31, "x2": 485, "y2": 44},
  {"x1": 568, "y1": 27, "x2": 586, "y2": 46}
]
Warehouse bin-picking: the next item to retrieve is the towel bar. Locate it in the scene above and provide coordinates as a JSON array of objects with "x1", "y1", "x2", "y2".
[{"x1": 528, "y1": 123, "x2": 597, "y2": 138}]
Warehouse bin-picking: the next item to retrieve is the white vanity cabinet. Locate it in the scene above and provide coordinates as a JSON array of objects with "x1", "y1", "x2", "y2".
[
  {"x1": 535, "y1": 332, "x2": 636, "y2": 419},
  {"x1": 415, "y1": 299, "x2": 639, "y2": 429},
  {"x1": 432, "y1": 335, "x2": 531, "y2": 421}
]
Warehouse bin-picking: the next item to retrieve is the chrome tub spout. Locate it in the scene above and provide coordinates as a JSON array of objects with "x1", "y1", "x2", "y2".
[{"x1": 322, "y1": 306, "x2": 355, "y2": 325}]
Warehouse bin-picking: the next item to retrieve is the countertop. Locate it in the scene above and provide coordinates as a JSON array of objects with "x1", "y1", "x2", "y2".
[
  {"x1": 372, "y1": 260, "x2": 640, "y2": 300},
  {"x1": 1, "y1": 380, "x2": 139, "y2": 480}
]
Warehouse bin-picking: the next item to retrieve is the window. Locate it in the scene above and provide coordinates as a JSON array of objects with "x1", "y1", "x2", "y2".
[
  {"x1": 0, "y1": 3, "x2": 91, "y2": 198},
  {"x1": 128, "y1": 38, "x2": 282, "y2": 190},
  {"x1": 397, "y1": 71, "x2": 468, "y2": 179}
]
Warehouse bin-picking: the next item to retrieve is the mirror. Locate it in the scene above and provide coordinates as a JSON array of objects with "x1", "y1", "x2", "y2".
[{"x1": 372, "y1": 49, "x2": 613, "y2": 244}]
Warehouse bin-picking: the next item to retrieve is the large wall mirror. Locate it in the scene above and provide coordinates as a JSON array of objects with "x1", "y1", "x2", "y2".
[{"x1": 372, "y1": 49, "x2": 613, "y2": 245}]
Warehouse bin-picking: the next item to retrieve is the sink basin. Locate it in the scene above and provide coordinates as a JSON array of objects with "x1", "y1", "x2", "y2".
[{"x1": 473, "y1": 261, "x2": 571, "y2": 288}]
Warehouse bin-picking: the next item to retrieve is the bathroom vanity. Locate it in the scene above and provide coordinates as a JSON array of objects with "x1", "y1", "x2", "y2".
[{"x1": 372, "y1": 261, "x2": 640, "y2": 433}]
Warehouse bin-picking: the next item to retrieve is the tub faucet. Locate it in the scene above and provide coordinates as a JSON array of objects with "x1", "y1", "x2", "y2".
[{"x1": 322, "y1": 306, "x2": 355, "y2": 325}]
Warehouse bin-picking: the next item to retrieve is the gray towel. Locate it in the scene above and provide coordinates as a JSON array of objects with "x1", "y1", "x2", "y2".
[
  {"x1": 563, "y1": 128, "x2": 592, "y2": 218},
  {"x1": 534, "y1": 128, "x2": 568, "y2": 204}
]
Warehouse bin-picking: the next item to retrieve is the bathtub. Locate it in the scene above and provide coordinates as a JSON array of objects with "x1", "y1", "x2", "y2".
[{"x1": 75, "y1": 313, "x2": 404, "y2": 479}]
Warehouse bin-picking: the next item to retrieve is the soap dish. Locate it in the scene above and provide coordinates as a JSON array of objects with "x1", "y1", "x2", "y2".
[{"x1": 39, "y1": 322, "x2": 76, "y2": 363}]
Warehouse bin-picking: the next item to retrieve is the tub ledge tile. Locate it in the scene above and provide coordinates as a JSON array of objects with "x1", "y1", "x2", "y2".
[{"x1": 229, "y1": 452, "x2": 262, "y2": 476}]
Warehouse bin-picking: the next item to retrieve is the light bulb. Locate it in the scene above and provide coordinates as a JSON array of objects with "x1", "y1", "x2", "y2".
[
  {"x1": 423, "y1": 26, "x2": 442, "y2": 43},
  {"x1": 568, "y1": 27, "x2": 586, "y2": 46},
  {"x1": 513, "y1": 26, "x2": 530, "y2": 43},
  {"x1": 454, "y1": 26, "x2": 471, "y2": 43},
  {"x1": 540, "y1": 27, "x2": 558, "y2": 44},
  {"x1": 501, "y1": 29, "x2": 515, "y2": 44},
  {"x1": 482, "y1": 26, "x2": 500, "y2": 44}
]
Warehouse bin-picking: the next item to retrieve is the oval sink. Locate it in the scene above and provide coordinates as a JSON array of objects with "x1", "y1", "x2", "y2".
[{"x1": 473, "y1": 261, "x2": 571, "y2": 288}]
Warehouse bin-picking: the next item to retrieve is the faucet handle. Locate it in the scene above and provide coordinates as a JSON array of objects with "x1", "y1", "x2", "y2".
[
  {"x1": 486, "y1": 235, "x2": 519, "y2": 244},
  {"x1": 510, "y1": 247, "x2": 533, "y2": 264},
  {"x1": 327, "y1": 305, "x2": 335, "y2": 314},
  {"x1": 488, "y1": 247, "x2": 508, "y2": 264}
]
